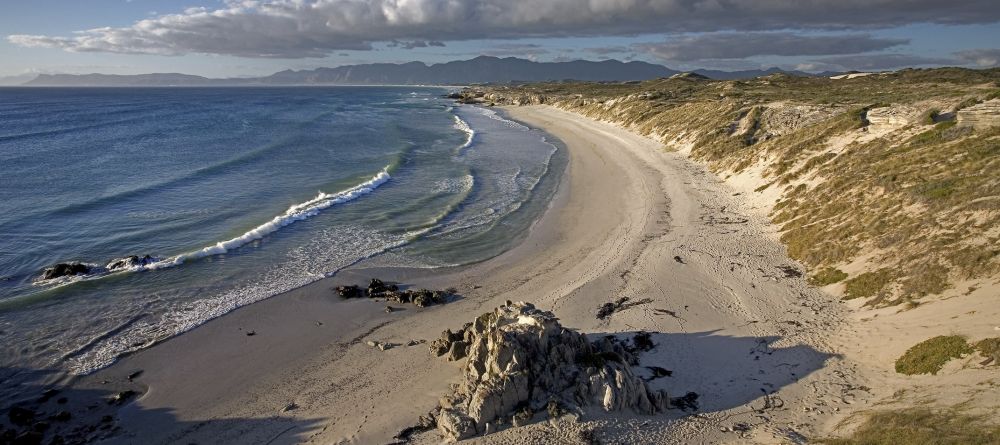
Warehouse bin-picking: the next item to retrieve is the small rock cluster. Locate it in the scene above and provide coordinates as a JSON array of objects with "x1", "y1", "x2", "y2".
[
  {"x1": 425, "y1": 301, "x2": 671, "y2": 441},
  {"x1": 336, "y1": 278, "x2": 454, "y2": 308}
]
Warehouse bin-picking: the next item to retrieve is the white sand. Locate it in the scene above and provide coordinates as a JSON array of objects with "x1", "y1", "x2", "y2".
[{"x1": 75, "y1": 105, "x2": 879, "y2": 444}]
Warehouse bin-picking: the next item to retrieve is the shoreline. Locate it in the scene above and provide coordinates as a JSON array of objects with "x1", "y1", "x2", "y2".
[{"x1": 31, "y1": 105, "x2": 865, "y2": 444}]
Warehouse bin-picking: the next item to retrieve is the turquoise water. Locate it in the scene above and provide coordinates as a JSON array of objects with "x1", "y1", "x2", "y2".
[{"x1": 0, "y1": 87, "x2": 564, "y2": 377}]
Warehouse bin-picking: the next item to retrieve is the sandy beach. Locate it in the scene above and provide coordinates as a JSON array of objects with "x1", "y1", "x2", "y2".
[{"x1": 39, "y1": 104, "x2": 877, "y2": 444}]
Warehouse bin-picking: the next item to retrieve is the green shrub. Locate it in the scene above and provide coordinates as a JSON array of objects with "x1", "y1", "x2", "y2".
[
  {"x1": 895, "y1": 335, "x2": 972, "y2": 375},
  {"x1": 844, "y1": 269, "x2": 894, "y2": 300},
  {"x1": 821, "y1": 408, "x2": 1000, "y2": 445},
  {"x1": 809, "y1": 268, "x2": 848, "y2": 286},
  {"x1": 974, "y1": 337, "x2": 1000, "y2": 363}
]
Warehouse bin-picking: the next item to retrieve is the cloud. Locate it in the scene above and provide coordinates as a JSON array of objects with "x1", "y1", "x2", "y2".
[
  {"x1": 954, "y1": 48, "x2": 1000, "y2": 67},
  {"x1": 386, "y1": 40, "x2": 446, "y2": 49},
  {"x1": 8, "y1": 0, "x2": 1000, "y2": 58},
  {"x1": 811, "y1": 53, "x2": 956, "y2": 71},
  {"x1": 584, "y1": 46, "x2": 632, "y2": 55},
  {"x1": 635, "y1": 32, "x2": 907, "y2": 61}
]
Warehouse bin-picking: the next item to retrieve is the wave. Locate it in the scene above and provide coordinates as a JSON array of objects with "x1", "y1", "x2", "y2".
[
  {"x1": 26, "y1": 167, "x2": 391, "y2": 289},
  {"x1": 145, "y1": 167, "x2": 391, "y2": 270},
  {"x1": 453, "y1": 114, "x2": 476, "y2": 152}
]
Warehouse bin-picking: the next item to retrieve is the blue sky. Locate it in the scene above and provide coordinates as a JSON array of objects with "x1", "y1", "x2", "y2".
[{"x1": 2, "y1": 0, "x2": 999, "y2": 78}]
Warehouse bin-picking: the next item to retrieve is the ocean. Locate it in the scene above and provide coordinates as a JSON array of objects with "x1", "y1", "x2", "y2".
[{"x1": 0, "y1": 87, "x2": 564, "y2": 381}]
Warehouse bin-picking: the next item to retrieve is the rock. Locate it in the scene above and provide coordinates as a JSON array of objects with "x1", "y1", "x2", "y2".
[
  {"x1": 105, "y1": 255, "x2": 155, "y2": 271},
  {"x1": 40, "y1": 262, "x2": 90, "y2": 280},
  {"x1": 957, "y1": 99, "x2": 1000, "y2": 129},
  {"x1": 367, "y1": 340, "x2": 393, "y2": 351},
  {"x1": 127, "y1": 370, "x2": 143, "y2": 381},
  {"x1": 282, "y1": 402, "x2": 298, "y2": 412},
  {"x1": 8, "y1": 406, "x2": 35, "y2": 426},
  {"x1": 413, "y1": 292, "x2": 432, "y2": 308},
  {"x1": 108, "y1": 390, "x2": 137, "y2": 405},
  {"x1": 429, "y1": 302, "x2": 669, "y2": 441},
  {"x1": 38, "y1": 388, "x2": 59, "y2": 403},
  {"x1": 335, "y1": 285, "x2": 362, "y2": 298},
  {"x1": 367, "y1": 278, "x2": 388, "y2": 296},
  {"x1": 437, "y1": 409, "x2": 476, "y2": 441},
  {"x1": 31, "y1": 421, "x2": 48, "y2": 432},
  {"x1": 51, "y1": 411, "x2": 71, "y2": 422}
]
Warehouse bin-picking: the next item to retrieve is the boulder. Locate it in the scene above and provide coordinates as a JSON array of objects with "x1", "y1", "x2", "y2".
[
  {"x1": 106, "y1": 255, "x2": 155, "y2": 271},
  {"x1": 335, "y1": 285, "x2": 362, "y2": 298},
  {"x1": 429, "y1": 302, "x2": 670, "y2": 441},
  {"x1": 40, "y1": 263, "x2": 90, "y2": 280}
]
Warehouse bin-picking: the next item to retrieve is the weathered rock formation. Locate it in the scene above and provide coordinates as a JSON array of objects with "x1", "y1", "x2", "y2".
[
  {"x1": 428, "y1": 302, "x2": 670, "y2": 441},
  {"x1": 864, "y1": 106, "x2": 917, "y2": 130},
  {"x1": 957, "y1": 99, "x2": 1000, "y2": 129},
  {"x1": 105, "y1": 255, "x2": 155, "y2": 271}
]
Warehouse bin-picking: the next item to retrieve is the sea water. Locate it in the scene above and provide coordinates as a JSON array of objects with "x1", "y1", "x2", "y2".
[{"x1": 0, "y1": 87, "x2": 563, "y2": 383}]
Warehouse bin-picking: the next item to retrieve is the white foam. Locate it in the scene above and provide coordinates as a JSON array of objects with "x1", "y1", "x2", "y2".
[
  {"x1": 453, "y1": 114, "x2": 476, "y2": 152},
  {"x1": 145, "y1": 167, "x2": 391, "y2": 270}
]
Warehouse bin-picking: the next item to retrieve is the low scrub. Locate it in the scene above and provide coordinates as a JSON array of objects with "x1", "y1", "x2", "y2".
[
  {"x1": 809, "y1": 267, "x2": 848, "y2": 286},
  {"x1": 822, "y1": 408, "x2": 1000, "y2": 445},
  {"x1": 894, "y1": 335, "x2": 972, "y2": 375}
]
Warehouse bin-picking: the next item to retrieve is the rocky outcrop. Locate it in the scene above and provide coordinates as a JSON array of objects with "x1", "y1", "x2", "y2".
[
  {"x1": 105, "y1": 255, "x2": 155, "y2": 271},
  {"x1": 428, "y1": 302, "x2": 670, "y2": 441},
  {"x1": 957, "y1": 99, "x2": 1000, "y2": 129},
  {"x1": 864, "y1": 106, "x2": 917, "y2": 130},
  {"x1": 335, "y1": 278, "x2": 453, "y2": 308},
  {"x1": 39, "y1": 263, "x2": 91, "y2": 281}
]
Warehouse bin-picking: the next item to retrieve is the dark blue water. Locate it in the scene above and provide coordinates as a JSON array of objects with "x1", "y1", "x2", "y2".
[{"x1": 0, "y1": 87, "x2": 563, "y2": 376}]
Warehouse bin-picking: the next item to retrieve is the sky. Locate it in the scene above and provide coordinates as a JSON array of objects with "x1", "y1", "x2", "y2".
[{"x1": 2, "y1": 0, "x2": 1000, "y2": 78}]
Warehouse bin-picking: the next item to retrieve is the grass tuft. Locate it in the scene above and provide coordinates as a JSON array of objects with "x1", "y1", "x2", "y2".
[
  {"x1": 821, "y1": 408, "x2": 1000, "y2": 445},
  {"x1": 843, "y1": 269, "x2": 894, "y2": 300},
  {"x1": 809, "y1": 267, "x2": 848, "y2": 286},
  {"x1": 894, "y1": 335, "x2": 972, "y2": 375}
]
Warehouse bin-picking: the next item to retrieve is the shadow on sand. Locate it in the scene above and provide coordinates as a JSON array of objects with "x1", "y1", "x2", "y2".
[
  {"x1": 0, "y1": 366, "x2": 321, "y2": 445},
  {"x1": 587, "y1": 329, "x2": 837, "y2": 414}
]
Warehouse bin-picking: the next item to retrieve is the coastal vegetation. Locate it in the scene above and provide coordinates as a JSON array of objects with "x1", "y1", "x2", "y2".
[
  {"x1": 894, "y1": 335, "x2": 972, "y2": 375},
  {"x1": 468, "y1": 68, "x2": 1000, "y2": 306},
  {"x1": 822, "y1": 407, "x2": 1000, "y2": 445}
]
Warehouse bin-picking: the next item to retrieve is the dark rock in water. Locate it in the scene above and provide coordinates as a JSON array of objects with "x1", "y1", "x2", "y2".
[
  {"x1": 127, "y1": 370, "x2": 143, "y2": 382},
  {"x1": 430, "y1": 302, "x2": 670, "y2": 441},
  {"x1": 106, "y1": 255, "x2": 155, "y2": 271},
  {"x1": 8, "y1": 406, "x2": 35, "y2": 426},
  {"x1": 31, "y1": 421, "x2": 49, "y2": 432},
  {"x1": 40, "y1": 262, "x2": 90, "y2": 280},
  {"x1": 51, "y1": 411, "x2": 71, "y2": 422}
]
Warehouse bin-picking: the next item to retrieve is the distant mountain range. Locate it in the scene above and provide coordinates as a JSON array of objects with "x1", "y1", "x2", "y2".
[{"x1": 18, "y1": 56, "x2": 835, "y2": 87}]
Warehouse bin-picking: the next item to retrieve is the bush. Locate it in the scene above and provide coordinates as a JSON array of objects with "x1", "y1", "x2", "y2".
[
  {"x1": 895, "y1": 335, "x2": 972, "y2": 375},
  {"x1": 843, "y1": 269, "x2": 894, "y2": 300},
  {"x1": 809, "y1": 267, "x2": 848, "y2": 286},
  {"x1": 821, "y1": 408, "x2": 1000, "y2": 445},
  {"x1": 974, "y1": 337, "x2": 1000, "y2": 363}
]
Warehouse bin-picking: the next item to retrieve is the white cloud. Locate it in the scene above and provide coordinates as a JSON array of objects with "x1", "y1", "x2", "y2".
[
  {"x1": 8, "y1": 0, "x2": 1000, "y2": 59},
  {"x1": 954, "y1": 48, "x2": 1000, "y2": 67}
]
